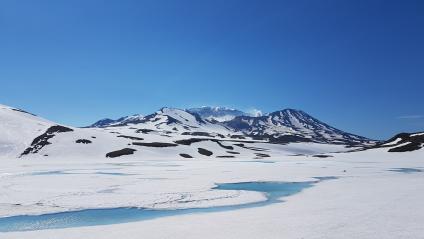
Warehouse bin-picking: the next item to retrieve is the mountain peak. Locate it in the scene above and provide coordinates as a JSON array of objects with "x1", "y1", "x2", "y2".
[
  {"x1": 225, "y1": 108, "x2": 373, "y2": 145},
  {"x1": 90, "y1": 114, "x2": 144, "y2": 128},
  {"x1": 187, "y1": 106, "x2": 248, "y2": 122},
  {"x1": 281, "y1": 108, "x2": 303, "y2": 112}
]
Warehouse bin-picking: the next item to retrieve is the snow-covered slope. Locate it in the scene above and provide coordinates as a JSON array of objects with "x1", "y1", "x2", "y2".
[
  {"x1": 0, "y1": 104, "x2": 54, "y2": 158},
  {"x1": 187, "y1": 106, "x2": 248, "y2": 122},
  {"x1": 224, "y1": 109, "x2": 374, "y2": 145},
  {"x1": 376, "y1": 132, "x2": 424, "y2": 152}
]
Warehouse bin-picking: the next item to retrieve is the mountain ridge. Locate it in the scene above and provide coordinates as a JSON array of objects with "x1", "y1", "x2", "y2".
[
  {"x1": 88, "y1": 106, "x2": 374, "y2": 146},
  {"x1": 5, "y1": 103, "x2": 414, "y2": 160}
]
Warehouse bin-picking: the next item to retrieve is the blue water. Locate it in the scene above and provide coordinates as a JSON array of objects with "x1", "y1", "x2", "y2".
[
  {"x1": 388, "y1": 168, "x2": 422, "y2": 174},
  {"x1": 31, "y1": 170, "x2": 137, "y2": 176},
  {"x1": 0, "y1": 181, "x2": 317, "y2": 232},
  {"x1": 239, "y1": 160, "x2": 276, "y2": 164}
]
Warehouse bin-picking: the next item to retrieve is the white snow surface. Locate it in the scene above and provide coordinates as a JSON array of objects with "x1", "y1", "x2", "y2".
[
  {"x1": 1, "y1": 104, "x2": 423, "y2": 238},
  {"x1": 0, "y1": 148, "x2": 423, "y2": 239},
  {"x1": 0, "y1": 106, "x2": 350, "y2": 161},
  {"x1": 382, "y1": 137, "x2": 403, "y2": 146},
  {"x1": 0, "y1": 105, "x2": 54, "y2": 158}
]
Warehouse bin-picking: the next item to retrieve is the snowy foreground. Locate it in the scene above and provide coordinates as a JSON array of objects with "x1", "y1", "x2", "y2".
[{"x1": 0, "y1": 147, "x2": 423, "y2": 239}]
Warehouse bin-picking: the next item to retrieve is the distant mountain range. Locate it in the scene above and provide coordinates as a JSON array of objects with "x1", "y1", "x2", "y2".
[
  {"x1": 90, "y1": 107, "x2": 373, "y2": 145},
  {"x1": 1, "y1": 103, "x2": 421, "y2": 160},
  {"x1": 91, "y1": 106, "x2": 250, "y2": 127}
]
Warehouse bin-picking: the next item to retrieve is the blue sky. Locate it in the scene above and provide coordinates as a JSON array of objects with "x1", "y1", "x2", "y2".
[{"x1": 0, "y1": 0, "x2": 423, "y2": 139}]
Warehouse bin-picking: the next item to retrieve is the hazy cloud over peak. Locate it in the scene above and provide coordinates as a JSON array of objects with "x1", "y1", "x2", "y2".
[{"x1": 248, "y1": 108, "x2": 263, "y2": 117}]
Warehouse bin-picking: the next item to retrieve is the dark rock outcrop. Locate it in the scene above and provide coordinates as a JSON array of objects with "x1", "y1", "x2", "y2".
[
  {"x1": 198, "y1": 148, "x2": 213, "y2": 156},
  {"x1": 117, "y1": 135, "x2": 144, "y2": 141},
  {"x1": 76, "y1": 139, "x2": 92, "y2": 144},
  {"x1": 179, "y1": 153, "x2": 193, "y2": 158},
  {"x1": 21, "y1": 125, "x2": 73, "y2": 156},
  {"x1": 106, "y1": 148, "x2": 137, "y2": 158},
  {"x1": 132, "y1": 142, "x2": 178, "y2": 147}
]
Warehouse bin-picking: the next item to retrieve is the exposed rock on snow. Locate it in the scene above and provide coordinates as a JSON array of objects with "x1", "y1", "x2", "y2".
[
  {"x1": 132, "y1": 142, "x2": 179, "y2": 147},
  {"x1": 75, "y1": 139, "x2": 92, "y2": 144},
  {"x1": 198, "y1": 148, "x2": 213, "y2": 156},
  {"x1": 105, "y1": 148, "x2": 137, "y2": 158},
  {"x1": 179, "y1": 153, "x2": 193, "y2": 158},
  {"x1": 378, "y1": 132, "x2": 424, "y2": 152},
  {"x1": 116, "y1": 135, "x2": 144, "y2": 141},
  {"x1": 20, "y1": 126, "x2": 73, "y2": 156}
]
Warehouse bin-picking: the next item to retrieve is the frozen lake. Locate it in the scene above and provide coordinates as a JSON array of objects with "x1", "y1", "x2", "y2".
[
  {"x1": 0, "y1": 181, "x2": 314, "y2": 232},
  {"x1": 0, "y1": 149, "x2": 423, "y2": 239}
]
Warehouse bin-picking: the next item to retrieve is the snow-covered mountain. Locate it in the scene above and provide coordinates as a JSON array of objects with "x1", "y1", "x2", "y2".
[
  {"x1": 91, "y1": 108, "x2": 232, "y2": 135},
  {"x1": 187, "y1": 107, "x2": 248, "y2": 122},
  {"x1": 88, "y1": 107, "x2": 373, "y2": 145},
  {"x1": 376, "y1": 132, "x2": 424, "y2": 152},
  {"x1": 0, "y1": 104, "x2": 54, "y2": 158},
  {"x1": 224, "y1": 109, "x2": 373, "y2": 145},
  {"x1": 90, "y1": 114, "x2": 144, "y2": 128},
  {"x1": 0, "y1": 104, "x2": 385, "y2": 160},
  {"x1": 88, "y1": 107, "x2": 375, "y2": 145}
]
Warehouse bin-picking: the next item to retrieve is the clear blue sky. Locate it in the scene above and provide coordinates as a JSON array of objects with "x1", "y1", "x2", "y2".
[{"x1": 1, "y1": 0, "x2": 423, "y2": 139}]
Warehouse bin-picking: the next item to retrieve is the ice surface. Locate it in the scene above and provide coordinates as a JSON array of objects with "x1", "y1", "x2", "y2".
[{"x1": 0, "y1": 104, "x2": 423, "y2": 238}]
